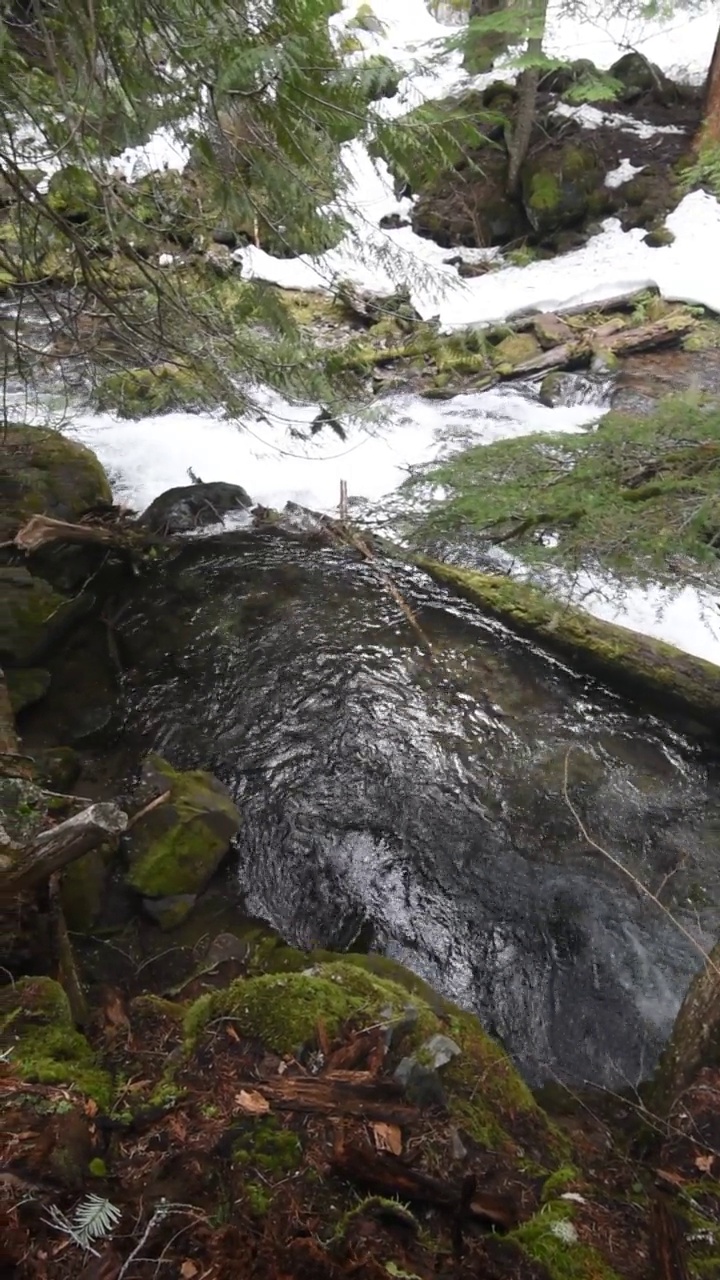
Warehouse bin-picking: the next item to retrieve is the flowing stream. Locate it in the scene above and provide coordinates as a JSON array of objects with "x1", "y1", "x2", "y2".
[{"x1": 106, "y1": 523, "x2": 720, "y2": 1088}]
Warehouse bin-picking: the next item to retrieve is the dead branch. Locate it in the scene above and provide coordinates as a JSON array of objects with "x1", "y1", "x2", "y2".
[
  {"x1": 13, "y1": 514, "x2": 117, "y2": 553},
  {"x1": 507, "y1": 316, "x2": 695, "y2": 380},
  {"x1": 2, "y1": 801, "x2": 128, "y2": 896},
  {"x1": 127, "y1": 789, "x2": 172, "y2": 830},
  {"x1": 331, "y1": 1139, "x2": 518, "y2": 1230}
]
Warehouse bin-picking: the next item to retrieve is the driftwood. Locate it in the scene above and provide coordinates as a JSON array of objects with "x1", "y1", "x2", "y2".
[
  {"x1": 12, "y1": 514, "x2": 117, "y2": 553},
  {"x1": 331, "y1": 1139, "x2": 518, "y2": 1231},
  {"x1": 509, "y1": 315, "x2": 695, "y2": 379},
  {"x1": 2, "y1": 801, "x2": 128, "y2": 896}
]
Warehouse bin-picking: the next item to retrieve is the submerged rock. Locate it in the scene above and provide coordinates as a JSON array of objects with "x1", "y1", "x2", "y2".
[
  {"x1": 139, "y1": 480, "x2": 253, "y2": 534},
  {"x1": 125, "y1": 753, "x2": 242, "y2": 916}
]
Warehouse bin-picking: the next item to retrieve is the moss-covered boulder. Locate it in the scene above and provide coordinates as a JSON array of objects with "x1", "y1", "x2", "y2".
[
  {"x1": 185, "y1": 958, "x2": 559, "y2": 1159},
  {"x1": 47, "y1": 165, "x2": 102, "y2": 223},
  {"x1": 491, "y1": 331, "x2": 541, "y2": 373},
  {"x1": 520, "y1": 141, "x2": 609, "y2": 238},
  {"x1": 0, "y1": 977, "x2": 113, "y2": 1106},
  {"x1": 126, "y1": 754, "x2": 242, "y2": 920},
  {"x1": 610, "y1": 51, "x2": 676, "y2": 103},
  {"x1": 0, "y1": 567, "x2": 86, "y2": 665},
  {"x1": 61, "y1": 839, "x2": 118, "y2": 933},
  {"x1": 0, "y1": 424, "x2": 112, "y2": 542}
]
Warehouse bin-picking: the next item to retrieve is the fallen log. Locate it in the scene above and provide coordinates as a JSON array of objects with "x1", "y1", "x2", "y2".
[
  {"x1": 331, "y1": 1140, "x2": 518, "y2": 1231},
  {"x1": 13, "y1": 514, "x2": 117, "y2": 553},
  {"x1": 234, "y1": 1071, "x2": 416, "y2": 1122},
  {"x1": 419, "y1": 560, "x2": 720, "y2": 735},
  {"x1": 2, "y1": 801, "x2": 128, "y2": 896},
  {"x1": 507, "y1": 314, "x2": 695, "y2": 379},
  {"x1": 506, "y1": 287, "x2": 658, "y2": 328}
]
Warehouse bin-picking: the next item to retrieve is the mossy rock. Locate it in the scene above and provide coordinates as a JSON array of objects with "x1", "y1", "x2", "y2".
[
  {"x1": 125, "y1": 753, "x2": 241, "y2": 904},
  {"x1": 6, "y1": 667, "x2": 51, "y2": 714},
  {"x1": 0, "y1": 977, "x2": 113, "y2": 1107},
  {"x1": 0, "y1": 424, "x2": 112, "y2": 542},
  {"x1": 359, "y1": 54, "x2": 401, "y2": 102},
  {"x1": 47, "y1": 165, "x2": 102, "y2": 223},
  {"x1": 0, "y1": 776, "x2": 55, "y2": 845},
  {"x1": 521, "y1": 142, "x2": 608, "y2": 238},
  {"x1": 349, "y1": 3, "x2": 384, "y2": 33},
  {"x1": 94, "y1": 363, "x2": 217, "y2": 418},
  {"x1": 610, "y1": 51, "x2": 674, "y2": 102},
  {"x1": 491, "y1": 332, "x2": 541, "y2": 370},
  {"x1": 185, "y1": 959, "x2": 560, "y2": 1159},
  {"x1": 0, "y1": 566, "x2": 87, "y2": 665}
]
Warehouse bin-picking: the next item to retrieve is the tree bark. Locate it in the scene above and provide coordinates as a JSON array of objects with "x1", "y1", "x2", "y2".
[
  {"x1": 2, "y1": 801, "x2": 128, "y2": 896},
  {"x1": 652, "y1": 940, "x2": 720, "y2": 1114},
  {"x1": 695, "y1": 24, "x2": 720, "y2": 150},
  {"x1": 506, "y1": 0, "x2": 548, "y2": 195}
]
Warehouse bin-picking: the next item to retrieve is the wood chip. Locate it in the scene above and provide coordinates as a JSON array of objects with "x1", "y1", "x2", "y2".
[
  {"x1": 180, "y1": 1262, "x2": 199, "y2": 1279},
  {"x1": 372, "y1": 1122, "x2": 402, "y2": 1156},
  {"x1": 695, "y1": 1152, "x2": 715, "y2": 1173},
  {"x1": 234, "y1": 1088, "x2": 270, "y2": 1115}
]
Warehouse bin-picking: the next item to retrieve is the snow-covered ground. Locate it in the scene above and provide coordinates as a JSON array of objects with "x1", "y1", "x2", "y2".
[{"x1": 16, "y1": 0, "x2": 720, "y2": 663}]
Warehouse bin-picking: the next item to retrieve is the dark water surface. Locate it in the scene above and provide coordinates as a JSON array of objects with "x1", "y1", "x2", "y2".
[{"x1": 116, "y1": 526, "x2": 720, "y2": 1086}]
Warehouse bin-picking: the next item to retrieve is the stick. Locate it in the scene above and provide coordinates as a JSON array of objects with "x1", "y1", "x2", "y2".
[
  {"x1": 126, "y1": 789, "x2": 171, "y2": 830},
  {"x1": 2, "y1": 802, "x2": 128, "y2": 896}
]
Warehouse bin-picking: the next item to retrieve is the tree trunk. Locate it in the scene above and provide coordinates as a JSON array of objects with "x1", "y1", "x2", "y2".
[
  {"x1": 2, "y1": 801, "x2": 128, "y2": 896},
  {"x1": 695, "y1": 24, "x2": 720, "y2": 150},
  {"x1": 652, "y1": 940, "x2": 720, "y2": 1113},
  {"x1": 506, "y1": 0, "x2": 548, "y2": 195}
]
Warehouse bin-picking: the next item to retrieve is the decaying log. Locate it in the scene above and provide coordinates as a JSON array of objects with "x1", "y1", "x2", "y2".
[
  {"x1": 2, "y1": 801, "x2": 128, "y2": 896},
  {"x1": 507, "y1": 287, "x2": 658, "y2": 327},
  {"x1": 508, "y1": 315, "x2": 695, "y2": 379},
  {"x1": 331, "y1": 1140, "x2": 518, "y2": 1231},
  {"x1": 13, "y1": 514, "x2": 116, "y2": 553},
  {"x1": 236, "y1": 1071, "x2": 416, "y2": 1122}
]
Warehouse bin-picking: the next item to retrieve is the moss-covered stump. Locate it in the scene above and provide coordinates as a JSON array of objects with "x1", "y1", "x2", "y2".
[
  {"x1": 125, "y1": 753, "x2": 242, "y2": 925},
  {"x1": 0, "y1": 977, "x2": 112, "y2": 1106},
  {"x1": 0, "y1": 423, "x2": 112, "y2": 542},
  {"x1": 419, "y1": 560, "x2": 720, "y2": 733}
]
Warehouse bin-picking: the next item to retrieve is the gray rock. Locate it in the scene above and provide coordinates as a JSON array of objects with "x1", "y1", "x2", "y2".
[
  {"x1": 142, "y1": 893, "x2": 197, "y2": 929},
  {"x1": 139, "y1": 481, "x2": 253, "y2": 534},
  {"x1": 394, "y1": 1033, "x2": 461, "y2": 1108}
]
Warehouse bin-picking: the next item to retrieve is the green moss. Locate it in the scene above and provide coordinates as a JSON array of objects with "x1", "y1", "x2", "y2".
[
  {"x1": 542, "y1": 1166, "x2": 581, "y2": 1200},
  {"x1": 528, "y1": 171, "x2": 561, "y2": 212},
  {"x1": 47, "y1": 165, "x2": 101, "y2": 221},
  {"x1": 185, "y1": 959, "x2": 559, "y2": 1160},
  {"x1": 0, "y1": 978, "x2": 113, "y2": 1108},
  {"x1": 231, "y1": 1116, "x2": 302, "y2": 1174},
  {"x1": 0, "y1": 423, "x2": 111, "y2": 542},
  {"x1": 244, "y1": 1182, "x2": 273, "y2": 1216},
  {"x1": 125, "y1": 754, "x2": 240, "y2": 899},
  {"x1": 89, "y1": 1158, "x2": 107, "y2": 1177},
  {"x1": 491, "y1": 332, "x2": 540, "y2": 369},
  {"x1": 185, "y1": 961, "x2": 421, "y2": 1054},
  {"x1": 511, "y1": 1202, "x2": 621, "y2": 1279}
]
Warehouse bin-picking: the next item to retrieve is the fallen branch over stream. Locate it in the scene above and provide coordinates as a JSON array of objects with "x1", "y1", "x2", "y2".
[{"x1": 420, "y1": 560, "x2": 720, "y2": 733}]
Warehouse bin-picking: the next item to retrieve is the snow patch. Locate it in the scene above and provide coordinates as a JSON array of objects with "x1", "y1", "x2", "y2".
[{"x1": 605, "y1": 158, "x2": 645, "y2": 189}]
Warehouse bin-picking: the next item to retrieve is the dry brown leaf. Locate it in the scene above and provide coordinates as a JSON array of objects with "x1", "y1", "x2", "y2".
[
  {"x1": 695, "y1": 1152, "x2": 715, "y2": 1174},
  {"x1": 371, "y1": 1121, "x2": 402, "y2": 1156},
  {"x1": 84, "y1": 1098, "x2": 98, "y2": 1117},
  {"x1": 225, "y1": 1024, "x2": 240, "y2": 1042},
  {"x1": 180, "y1": 1262, "x2": 199, "y2": 1279},
  {"x1": 234, "y1": 1088, "x2": 270, "y2": 1115}
]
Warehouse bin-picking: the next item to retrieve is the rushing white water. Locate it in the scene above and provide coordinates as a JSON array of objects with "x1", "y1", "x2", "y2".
[{"x1": 37, "y1": 0, "x2": 720, "y2": 661}]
